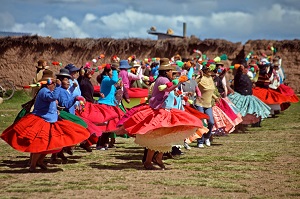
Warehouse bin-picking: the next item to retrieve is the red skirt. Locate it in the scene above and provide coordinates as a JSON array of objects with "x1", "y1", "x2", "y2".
[
  {"x1": 123, "y1": 105, "x2": 204, "y2": 135},
  {"x1": 1, "y1": 114, "x2": 90, "y2": 153},
  {"x1": 76, "y1": 101, "x2": 119, "y2": 124},
  {"x1": 276, "y1": 84, "x2": 299, "y2": 103},
  {"x1": 184, "y1": 105, "x2": 209, "y2": 120},
  {"x1": 120, "y1": 104, "x2": 206, "y2": 152},
  {"x1": 253, "y1": 87, "x2": 289, "y2": 105},
  {"x1": 99, "y1": 105, "x2": 125, "y2": 132},
  {"x1": 78, "y1": 116, "x2": 103, "y2": 137}
]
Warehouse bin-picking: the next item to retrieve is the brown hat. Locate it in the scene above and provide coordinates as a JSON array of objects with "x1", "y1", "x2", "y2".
[
  {"x1": 159, "y1": 58, "x2": 174, "y2": 71},
  {"x1": 273, "y1": 61, "x2": 280, "y2": 67},
  {"x1": 40, "y1": 69, "x2": 54, "y2": 82},
  {"x1": 216, "y1": 61, "x2": 225, "y2": 66}
]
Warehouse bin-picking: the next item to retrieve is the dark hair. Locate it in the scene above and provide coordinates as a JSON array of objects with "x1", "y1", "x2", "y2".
[
  {"x1": 239, "y1": 59, "x2": 248, "y2": 67},
  {"x1": 182, "y1": 58, "x2": 190, "y2": 62},
  {"x1": 150, "y1": 62, "x2": 159, "y2": 68},
  {"x1": 97, "y1": 65, "x2": 112, "y2": 84},
  {"x1": 56, "y1": 75, "x2": 69, "y2": 81},
  {"x1": 155, "y1": 69, "x2": 172, "y2": 82}
]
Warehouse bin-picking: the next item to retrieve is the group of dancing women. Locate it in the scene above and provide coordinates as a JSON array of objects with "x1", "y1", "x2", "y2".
[{"x1": 1, "y1": 50, "x2": 298, "y2": 171}]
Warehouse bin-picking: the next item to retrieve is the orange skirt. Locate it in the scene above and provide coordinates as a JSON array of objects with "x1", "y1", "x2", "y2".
[{"x1": 1, "y1": 114, "x2": 90, "y2": 153}]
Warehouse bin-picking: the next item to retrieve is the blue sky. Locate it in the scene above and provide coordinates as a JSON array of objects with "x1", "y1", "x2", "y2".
[{"x1": 1, "y1": 0, "x2": 299, "y2": 43}]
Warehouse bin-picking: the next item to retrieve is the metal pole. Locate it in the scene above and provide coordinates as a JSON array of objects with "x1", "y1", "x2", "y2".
[{"x1": 183, "y1": 22, "x2": 186, "y2": 37}]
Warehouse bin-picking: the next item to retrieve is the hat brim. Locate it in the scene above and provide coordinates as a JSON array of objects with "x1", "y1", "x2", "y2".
[
  {"x1": 119, "y1": 64, "x2": 132, "y2": 69},
  {"x1": 69, "y1": 68, "x2": 80, "y2": 72},
  {"x1": 158, "y1": 65, "x2": 174, "y2": 71},
  {"x1": 40, "y1": 77, "x2": 54, "y2": 82},
  {"x1": 56, "y1": 73, "x2": 72, "y2": 78}
]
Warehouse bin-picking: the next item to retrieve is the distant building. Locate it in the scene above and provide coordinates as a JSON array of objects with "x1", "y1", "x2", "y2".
[
  {"x1": 147, "y1": 23, "x2": 187, "y2": 40},
  {"x1": 0, "y1": 31, "x2": 32, "y2": 37}
]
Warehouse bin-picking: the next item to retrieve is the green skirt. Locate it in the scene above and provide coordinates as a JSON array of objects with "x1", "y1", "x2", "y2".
[{"x1": 59, "y1": 110, "x2": 88, "y2": 128}]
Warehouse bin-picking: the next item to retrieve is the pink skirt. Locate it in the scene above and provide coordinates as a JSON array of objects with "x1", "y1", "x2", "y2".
[{"x1": 121, "y1": 104, "x2": 205, "y2": 152}]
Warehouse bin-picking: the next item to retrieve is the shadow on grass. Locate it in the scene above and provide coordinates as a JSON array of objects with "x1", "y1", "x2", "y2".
[
  {"x1": 0, "y1": 155, "x2": 82, "y2": 172},
  {"x1": 89, "y1": 161, "x2": 143, "y2": 170},
  {"x1": 0, "y1": 159, "x2": 29, "y2": 169},
  {"x1": 0, "y1": 168, "x2": 64, "y2": 173},
  {"x1": 0, "y1": 159, "x2": 64, "y2": 173},
  {"x1": 211, "y1": 143, "x2": 223, "y2": 146}
]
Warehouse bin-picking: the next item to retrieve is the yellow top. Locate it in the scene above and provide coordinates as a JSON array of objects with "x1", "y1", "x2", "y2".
[{"x1": 195, "y1": 75, "x2": 217, "y2": 108}]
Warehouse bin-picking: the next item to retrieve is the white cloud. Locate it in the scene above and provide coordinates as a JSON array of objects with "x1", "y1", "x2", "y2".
[
  {"x1": 2, "y1": 2, "x2": 300, "y2": 42},
  {"x1": 83, "y1": 13, "x2": 97, "y2": 22}
]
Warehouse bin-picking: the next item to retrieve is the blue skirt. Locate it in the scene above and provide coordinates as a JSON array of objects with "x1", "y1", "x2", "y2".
[{"x1": 228, "y1": 92, "x2": 271, "y2": 119}]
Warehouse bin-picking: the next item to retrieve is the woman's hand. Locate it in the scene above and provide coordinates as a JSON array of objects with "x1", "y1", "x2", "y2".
[
  {"x1": 99, "y1": 93, "x2": 105, "y2": 98},
  {"x1": 73, "y1": 82, "x2": 78, "y2": 88},
  {"x1": 56, "y1": 79, "x2": 61, "y2": 86}
]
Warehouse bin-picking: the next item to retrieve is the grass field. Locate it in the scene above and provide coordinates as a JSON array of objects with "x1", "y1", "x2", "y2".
[{"x1": 0, "y1": 91, "x2": 299, "y2": 199}]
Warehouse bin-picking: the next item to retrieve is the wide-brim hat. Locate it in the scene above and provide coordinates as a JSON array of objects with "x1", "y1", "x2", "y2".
[
  {"x1": 119, "y1": 60, "x2": 132, "y2": 69},
  {"x1": 158, "y1": 58, "x2": 174, "y2": 71},
  {"x1": 56, "y1": 68, "x2": 72, "y2": 78},
  {"x1": 65, "y1": 63, "x2": 80, "y2": 73},
  {"x1": 40, "y1": 69, "x2": 54, "y2": 82},
  {"x1": 216, "y1": 61, "x2": 225, "y2": 66}
]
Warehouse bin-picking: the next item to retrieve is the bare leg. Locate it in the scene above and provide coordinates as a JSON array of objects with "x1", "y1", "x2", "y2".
[
  {"x1": 143, "y1": 149, "x2": 156, "y2": 170},
  {"x1": 152, "y1": 152, "x2": 165, "y2": 169},
  {"x1": 109, "y1": 138, "x2": 115, "y2": 148},
  {"x1": 29, "y1": 153, "x2": 41, "y2": 172},
  {"x1": 37, "y1": 154, "x2": 48, "y2": 170}
]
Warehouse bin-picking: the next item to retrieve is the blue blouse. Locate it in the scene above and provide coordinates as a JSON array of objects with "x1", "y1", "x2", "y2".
[
  {"x1": 68, "y1": 79, "x2": 81, "y2": 110},
  {"x1": 32, "y1": 85, "x2": 61, "y2": 123},
  {"x1": 57, "y1": 87, "x2": 77, "y2": 114},
  {"x1": 97, "y1": 70, "x2": 119, "y2": 106}
]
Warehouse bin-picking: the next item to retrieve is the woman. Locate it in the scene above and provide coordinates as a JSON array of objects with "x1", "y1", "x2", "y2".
[
  {"x1": 76, "y1": 64, "x2": 119, "y2": 152},
  {"x1": 65, "y1": 63, "x2": 82, "y2": 114},
  {"x1": 228, "y1": 60, "x2": 271, "y2": 129},
  {"x1": 194, "y1": 63, "x2": 219, "y2": 147},
  {"x1": 252, "y1": 61, "x2": 290, "y2": 116},
  {"x1": 1, "y1": 70, "x2": 90, "y2": 172},
  {"x1": 117, "y1": 58, "x2": 204, "y2": 170},
  {"x1": 52, "y1": 68, "x2": 88, "y2": 162},
  {"x1": 96, "y1": 64, "x2": 125, "y2": 150}
]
